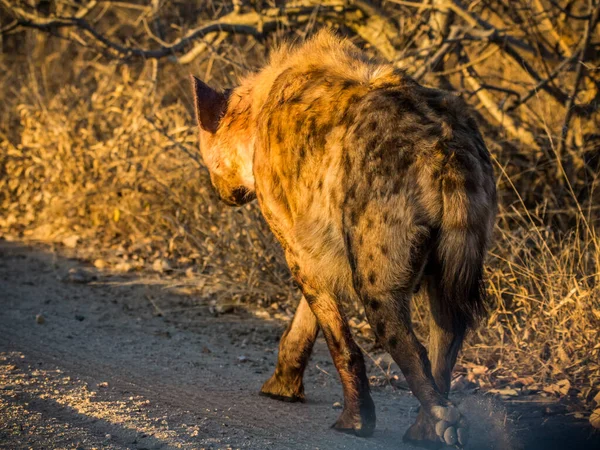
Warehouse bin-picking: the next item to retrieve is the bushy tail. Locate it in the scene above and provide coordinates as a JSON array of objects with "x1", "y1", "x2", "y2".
[
  {"x1": 432, "y1": 167, "x2": 495, "y2": 329},
  {"x1": 434, "y1": 225, "x2": 488, "y2": 329}
]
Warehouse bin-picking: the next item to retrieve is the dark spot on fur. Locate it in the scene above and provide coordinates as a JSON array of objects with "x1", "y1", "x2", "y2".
[
  {"x1": 380, "y1": 244, "x2": 389, "y2": 256},
  {"x1": 369, "y1": 299, "x2": 381, "y2": 311},
  {"x1": 290, "y1": 263, "x2": 300, "y2": 276},
  {"x1": 342, "y1": 79, "x2": 356, "y2": 90},
  {"x1": 368, "y1": 271, "x2": 377, "y2": 285},
  {"x1": 388, "y1": 336, "x2": 399, "y2": 348},
  {"x1": 276, "y1": 127, "x2": 284, "y2": 144},
  {"x1": 303, "y1": 292, "x2": 317, "y2": 304},
  {"x1": 348, "y1": 93, "x2": 362, "y2": 105},
  {"x1": 376, "y1": 322, "x2": 386, "y2": 337},
  {"x1": 443, "y1": 174, "x2": 462, "y2": 194}
]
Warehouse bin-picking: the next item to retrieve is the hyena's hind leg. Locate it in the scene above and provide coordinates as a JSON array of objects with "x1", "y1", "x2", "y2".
[
  {"x1": 427, "y1": 274, "x2": 470, "y2": 397},
  {"x1": 261, "y1": 296, "x2": 319, "y2": 402},
  {"x1": 346, "y1": 219, "x2": 467, "y2": 447},
  {"x1": 403, "y1": 275, "x2": 469, "y2": 448}
]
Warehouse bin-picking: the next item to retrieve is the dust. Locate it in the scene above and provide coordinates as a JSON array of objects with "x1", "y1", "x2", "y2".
[{"x1": 459, "y1": 395, "x2": 518, "y2": 450}]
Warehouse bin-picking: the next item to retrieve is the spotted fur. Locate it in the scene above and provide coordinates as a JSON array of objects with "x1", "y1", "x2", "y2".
[{"x1": 191, "y1": 29, "x2": 497, "y2": 445}]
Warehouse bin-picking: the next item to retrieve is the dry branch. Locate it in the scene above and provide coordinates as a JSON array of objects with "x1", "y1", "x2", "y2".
[
  {"x1": 1, "y1": 0, "x2": 400, "y2": 62},
  {"x1": 463, "y1": 60, "x2": 539, "y2": 150},
  {"x1": 555, "y1": 0, "x2": 600, "y2": 178}
]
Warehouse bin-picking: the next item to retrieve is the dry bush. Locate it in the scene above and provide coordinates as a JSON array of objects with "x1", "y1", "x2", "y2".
[{"x1": 1, "y1": 0, "x2": 599, "y2": 416}]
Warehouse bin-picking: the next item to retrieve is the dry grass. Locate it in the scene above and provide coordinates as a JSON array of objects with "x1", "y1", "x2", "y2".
[{"x1": 1, "y1": 0, "x2": 599, "y2": 417}]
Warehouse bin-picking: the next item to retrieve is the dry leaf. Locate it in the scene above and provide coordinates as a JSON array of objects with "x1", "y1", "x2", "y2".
[
  {"x1": 543, "y1": 379, "x2": 571, "y2": 396},
  {"x1": 489, "y1": 388, "x2": 519, "y2": 397},
  {"x1": 470, "y1": 365, "x2": 488, "y2": 375}
]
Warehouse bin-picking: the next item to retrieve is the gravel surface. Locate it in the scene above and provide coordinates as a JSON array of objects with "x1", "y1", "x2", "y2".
[{"x1": 1, "y1": 240, "x2": 598, "y2": 449}]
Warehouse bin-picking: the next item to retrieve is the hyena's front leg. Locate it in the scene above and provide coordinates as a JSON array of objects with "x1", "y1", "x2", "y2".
[
  {"x1": 303, "y1": 289, "x2": 376, "y2": 437},
  {"x1": 260, "y1": 296, "x2": 319, "y2": 402}
]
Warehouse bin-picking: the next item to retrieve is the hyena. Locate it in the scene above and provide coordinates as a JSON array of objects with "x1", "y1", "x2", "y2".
[{"x1": 191, "y1": 30, "x2": 497, "y2": 448}]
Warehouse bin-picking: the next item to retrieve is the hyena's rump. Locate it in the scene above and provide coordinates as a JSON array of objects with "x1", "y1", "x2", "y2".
[{"x1": 191, "y1": 29, "x2": 497, "y2": 448}]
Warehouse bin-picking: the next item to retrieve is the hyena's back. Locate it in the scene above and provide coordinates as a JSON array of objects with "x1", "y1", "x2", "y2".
[{"x1": 255, "y1": 48, "x2": 496, "y2": 326}]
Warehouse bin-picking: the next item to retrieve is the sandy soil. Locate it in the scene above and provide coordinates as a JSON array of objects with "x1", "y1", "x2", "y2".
[{"x1": 1, "y1": 240, "x2": 598, "y2": 450}]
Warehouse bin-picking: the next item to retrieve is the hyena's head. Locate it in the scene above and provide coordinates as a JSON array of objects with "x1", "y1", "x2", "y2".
[{"x1": 190, "y1": 76, "x2": 256, "y2": 207}]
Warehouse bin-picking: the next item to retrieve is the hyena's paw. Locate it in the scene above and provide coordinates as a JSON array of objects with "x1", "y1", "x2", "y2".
[
  {"x1": 431, "y1": 405, "x2": 468, "y2": 448},
  {"x1": 403, "y1": 410, "x2": 443, "y2": 449},
  {"x1": 403, "y1": 405, "x2": 468, "y2": 449},
  {"x1": 331, "y1": 395, "x2": 376, "y2": 438},
  {"x1": 259, "y1": 373, "x2": 305, "y2": 403}
]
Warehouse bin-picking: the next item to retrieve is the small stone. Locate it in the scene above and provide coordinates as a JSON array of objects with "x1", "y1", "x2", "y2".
[
  {"x1": 75, "y1": 315, "x2": 85, "y2": 321},
  {"x1": 62, "y1": 235, "x2": 79, "y2": 248},
  {"x1": 36, "y1": 314, "x2": 45, "y2": 324},
  {"x1": 152, "y1": 258, "x2": 171, "y2": 273},
  {"x1": 114, "y1": 262, "x2": 132, "y2": 273},
  {"x1": 98, "y1": 382, "x2": 108, "y2": 388},
  {"x1": 93, "y1": 259, "x2": 107, "y2": 269},
  {"x1": 215, "y1": 304, "x2": 235, "y2": 314},
  {"x1": 64, "y1": 268, "x2": 96, "y2": 284},
  {"x1": 332, "y1": 401, "x2": 342, "y2": 409},
  {"x1": 237, "y1": 355, "x2": 249, "y2": 363}
]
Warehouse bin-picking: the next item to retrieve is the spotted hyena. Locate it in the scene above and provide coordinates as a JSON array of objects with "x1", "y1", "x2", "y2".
[{"x1": 191, "y1": 30, "x2": 497, "y2": 448}]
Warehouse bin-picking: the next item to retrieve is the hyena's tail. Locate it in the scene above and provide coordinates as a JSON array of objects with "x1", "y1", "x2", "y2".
[{"x1": 432, "y1": 162, "x2": 496, "y2": 329}]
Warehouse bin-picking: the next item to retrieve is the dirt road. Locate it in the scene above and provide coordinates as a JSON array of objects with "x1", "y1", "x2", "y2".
[{"x1": 0, "y1": 240, "x2": 598, "y2": 449}]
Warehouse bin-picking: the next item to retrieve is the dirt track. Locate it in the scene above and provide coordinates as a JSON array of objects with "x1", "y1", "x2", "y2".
[{"x1": 1, "y1": 240, "x2": 598, "y2": 449}]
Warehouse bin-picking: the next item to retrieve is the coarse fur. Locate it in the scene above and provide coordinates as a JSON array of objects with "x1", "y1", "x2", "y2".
[{"x1": 191, "y1": 29, "x2": 497, "y2": 448}]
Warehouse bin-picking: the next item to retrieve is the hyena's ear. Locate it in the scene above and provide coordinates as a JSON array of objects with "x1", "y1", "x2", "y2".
[{"x1": 190, "y1": 75, "x2": 227, "y2": 134}]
